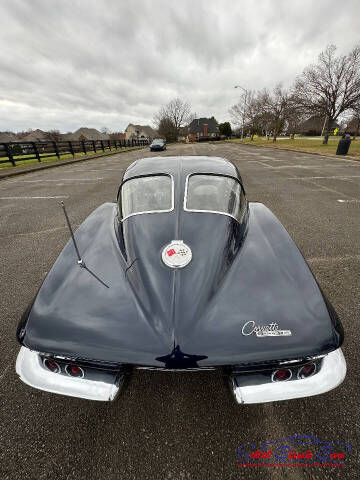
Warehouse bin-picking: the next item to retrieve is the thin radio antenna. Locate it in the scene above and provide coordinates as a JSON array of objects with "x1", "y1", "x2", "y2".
[{"x1": 60, "y1": 201, "x2": 85, "y2": 268}]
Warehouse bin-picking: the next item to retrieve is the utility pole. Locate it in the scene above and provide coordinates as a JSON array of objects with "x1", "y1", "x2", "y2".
[{"x1": 234, "y1": 85, "x2": 248, "y2": 140}]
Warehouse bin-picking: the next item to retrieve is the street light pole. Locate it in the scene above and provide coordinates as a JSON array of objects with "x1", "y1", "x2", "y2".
[{"x1": 234, "y1": 85, "x2": 248, "y2": 140}]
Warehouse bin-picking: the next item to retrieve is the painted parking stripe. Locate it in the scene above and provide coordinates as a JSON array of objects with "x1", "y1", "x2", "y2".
[
  {"x1": 0, "y1": 196, "x2": 69, "y2": 199},
  {"x1": 13, "y1": 178, "x2": 103, "y2": 182},
  {"x1": 287, "y1": 175, "x2": 360, "y2": 180},
  {"x1": 337, "y1": 199, "x2": 360, "y2": 203}
]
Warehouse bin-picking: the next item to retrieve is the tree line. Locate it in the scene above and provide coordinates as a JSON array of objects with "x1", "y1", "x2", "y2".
[{"x1": 229, "y1": 44, "x2": 360, "y2": 144}]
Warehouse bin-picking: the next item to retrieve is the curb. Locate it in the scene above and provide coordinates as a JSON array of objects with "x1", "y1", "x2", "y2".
[
  {"x1": 226, "y1": 141, "x2": 360, "y2": 162},
  {"x1": 0, "y1": 146, "x2": 146, "y2": 181}
]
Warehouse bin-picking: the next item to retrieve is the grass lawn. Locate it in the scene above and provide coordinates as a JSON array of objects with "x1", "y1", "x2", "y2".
[
  {"x1": 226, "y1": 136, "x2": 360, "y2": 159},
  {"x1": 0, "y1": 146, "x2": 145, "y2": 170}
]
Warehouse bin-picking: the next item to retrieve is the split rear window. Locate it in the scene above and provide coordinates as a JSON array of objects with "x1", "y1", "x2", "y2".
[
  {"x1": 185, "y1": 174, "x2": 243, "y2": 222},
  {"x1": 120, "y1": 175, "x2": 173, "y2": 219}
]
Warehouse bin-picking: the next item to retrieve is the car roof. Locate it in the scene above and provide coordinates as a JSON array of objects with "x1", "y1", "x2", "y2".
[{"x1": 123, "y1": 156, "x2": 240, "y2": 181}]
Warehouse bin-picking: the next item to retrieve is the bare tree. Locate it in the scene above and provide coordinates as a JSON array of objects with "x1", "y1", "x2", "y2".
[
  {"x1": 260, "y1": 85, "x2": 295, "y2": 142},
  {"x1": 100, "y1": 126, "x2": 111, "y2": 134},
  {"x1": 154, "y1": 98, "x2": 191, "y2": 141},
  {"x1": 229, "y1": 91, "x2": 261, "y2": 139},
  {"x1": 294, "y1": 44, "x2": 360, "y2": 144},
  {"x1": 44, "y1": 129, "x2": 62, "y2": 142}
]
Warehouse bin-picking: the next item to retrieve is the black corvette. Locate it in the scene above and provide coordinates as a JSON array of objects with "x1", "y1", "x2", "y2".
[
  {"x1": 150, "y1": 138, "x2": 166, "y2": 151},
  {"x1": 16, "y1": 156, "x2": 346, "y2": 403}
]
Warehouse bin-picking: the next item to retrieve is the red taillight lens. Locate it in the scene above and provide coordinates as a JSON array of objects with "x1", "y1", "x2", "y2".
[
  {"x1": 43, "y1": 358, "x2": 60, "y2": 373},
  {"x1": 272, "y1": 368, "x2": 292, "y2": 382},
  {"x1": 298, "y1": 362, "x2": 316, "y2": 379},
  {"x1": 65, "y1": 365, "x2": 84, "y2": 378}
]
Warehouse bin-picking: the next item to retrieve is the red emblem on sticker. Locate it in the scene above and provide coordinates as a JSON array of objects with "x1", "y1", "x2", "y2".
[{"x1": 167, "y1": 248, "x2": 176, "y2": 256}]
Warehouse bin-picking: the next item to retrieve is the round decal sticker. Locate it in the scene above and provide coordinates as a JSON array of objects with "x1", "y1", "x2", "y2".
[{"x1": 162, "y1": 240, "x2": 192, "y2": 269}]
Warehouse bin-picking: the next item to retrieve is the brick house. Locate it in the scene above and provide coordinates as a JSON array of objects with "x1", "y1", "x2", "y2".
[{"x1": 188, "y1": 117, "x2": 219, "y2": 141}]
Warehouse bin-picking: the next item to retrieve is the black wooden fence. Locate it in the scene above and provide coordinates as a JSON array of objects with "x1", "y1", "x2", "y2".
[{"x1": 0, "y1": 138, "x2": 149, "y2": 167}]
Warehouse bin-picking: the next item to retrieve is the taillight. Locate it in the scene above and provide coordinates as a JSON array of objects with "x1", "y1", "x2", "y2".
[
  {"x1": 43, "y1": 358, "x2": 60, "y2": 373},
  {"x1": 298, "y1": 362, "x2": 316, "y2": 379},
  {"x1": 272, "y1": 368, "x2": 292, "y2": 382},
  {"x1": 65, "y1": 365, "x2": 84, "y2": 378}
]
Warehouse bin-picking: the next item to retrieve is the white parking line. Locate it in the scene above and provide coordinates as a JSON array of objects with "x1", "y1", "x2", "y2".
[
  {"x1": 13, "y1": 178, "x2": 103, "y2": 182},
  {"x1": 287, "y1": 175, "x2": 360, "y2": 180},
  {"x1": 337, "y1": 199, "x2": 360, "y2": 203},
  {"x1": 0, "y1": 196, "x2": 69, "y2": 199}
]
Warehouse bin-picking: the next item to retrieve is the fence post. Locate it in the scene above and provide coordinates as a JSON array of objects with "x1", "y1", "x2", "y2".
[
  {"x1": 32, "y1": 142, "x2": 41, "y2": 162},
  {"x1": 53, "y1": 141, "x2": 60, "y2": 159},
  {"x1": 81, "y1": 141, "x2": 87, "y2": 155},
  {"x1": 68, "y1": 141, "x2": 75, "y2": 157},
  {"x1": 4, "y1": 143, "x2": 16, "y2": 166},
  {"x1": 100, "y1": 140, "x2": 105, "y2": 152},
  {"x1": 92, "y1": 140, "x2": 96, "y2": 153}
]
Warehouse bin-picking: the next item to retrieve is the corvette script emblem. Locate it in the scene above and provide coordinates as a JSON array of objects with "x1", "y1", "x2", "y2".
[
  {"x1": 242, "y1": 321, "x2": 292, "y2": 337},
  {"x1": 162, "y1": 240, "x2": 192, "y2": 268}
]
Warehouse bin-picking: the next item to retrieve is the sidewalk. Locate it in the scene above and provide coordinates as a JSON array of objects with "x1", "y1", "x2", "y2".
[{"x1": 0, "y1": 146, "x2": 146, "y2": 180}]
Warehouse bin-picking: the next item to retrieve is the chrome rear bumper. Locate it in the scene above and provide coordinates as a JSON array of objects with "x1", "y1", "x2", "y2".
[
  {"x1": 229, "y1": 348, "x2": 346, "y2": 404},
  {"x1": 16, "y1": 347, "x2": 124, "y2": 401}
]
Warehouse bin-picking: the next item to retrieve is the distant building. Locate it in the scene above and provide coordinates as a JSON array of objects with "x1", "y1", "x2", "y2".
[
  {"x1": 346, "y1": 117, "x2": 360, "y2": 136},
  {"x1": 188, "y1": 117, "x2": 219, "y2": 141},
  {"x1": 125, "y1": 124, "x2": 157, "y2": 141},
  {"x1": 66, "y1": 128, "x2": 110, "y2": 141},
  {"x1": 0, "y1": 132, "x2": 18, "y2": 142},
  {"x1": 21, "y1": 129, "x2": 48, "y2": 142},
  {"x1": 299, "y1": 115, "x2": 339, "y2": 136}
]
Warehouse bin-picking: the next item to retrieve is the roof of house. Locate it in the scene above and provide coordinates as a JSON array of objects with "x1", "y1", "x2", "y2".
[
  {"x1": 72, "y1": 128, "x2": 110, "y2": 140},
  {"x1": 125, "y1": 124, "x2": 158, "y2": 137},
  {"x1": 21, "y1": 129, "x2": 47, "y2": 142},
  {"x1": 0, "y1": 132, "x2": 18, "y2": 142},
  {"x1": 188, "y1": 117, "x2": 219, "y2": 134}
]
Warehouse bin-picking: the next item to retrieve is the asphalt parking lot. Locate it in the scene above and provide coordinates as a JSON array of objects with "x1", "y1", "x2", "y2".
[{"x1": 0, "y1": 142, "x2": 359, "y2": 480}]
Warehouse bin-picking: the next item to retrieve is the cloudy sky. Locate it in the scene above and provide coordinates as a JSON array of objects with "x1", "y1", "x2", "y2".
[{"x1": 0, "y1": 0, "x2": 359, "y2": 133}]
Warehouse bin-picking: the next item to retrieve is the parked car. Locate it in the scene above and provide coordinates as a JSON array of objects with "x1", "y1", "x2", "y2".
[
  {"x1": 16, "y1": 156, "x2": 346, "y2": 403},
  {"x1": 150, "y1": 138, "x2": 166, "y2": 151}
]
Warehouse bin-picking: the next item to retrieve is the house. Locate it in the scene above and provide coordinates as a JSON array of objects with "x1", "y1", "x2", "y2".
[
  {"x1": 68, "y1": 127, "x2": 110, "y2": 141},
  {"x1": 299, "y1": 116, "x2": 339, "y2": 136},
  {"x1": 0, "y1": 132, "x2": 18, "y2": 143},
  {"x1": 188, "y1": 117, "x2": 219, "y2": 141},
  {"x1": 346, "y1": 117, "x2": 360, "y2": 136},
  {"x1": 21, "y1": 129, "x2": 48, "y2": 142},
  {"x1": 125, "y1": 124, "x2": 157, "y2": 142}
]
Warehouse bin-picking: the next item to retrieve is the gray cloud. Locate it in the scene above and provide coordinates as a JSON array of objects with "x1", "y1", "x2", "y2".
[{"x1": 0, "y1": 0, "x2": 359, "y2": 132}]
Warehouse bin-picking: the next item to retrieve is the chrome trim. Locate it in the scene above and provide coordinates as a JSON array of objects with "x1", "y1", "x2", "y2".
[
  {"x1": 16, "y1": 347, "x2": 124, "y2": 402},
  {"x1": 42, "y1": 358, "x2": 61, "y2": 374},
  {"x1": 183, "y1": 173, "x2": 242, "y2": 223},
  {"x1": 297, "y1": 362, "x2": 317, "y2": 380},
  {"x1": 230, "y1": 348, "x2": 346, "y2": 404},
  {"x1": 271, "y1": 368, "x2": 292, "y2": 382},
  {"x1": 65, "y1": 364, "x2": 85, "y2": 379},
  {"x1": 136, "y1": 366, "x2": 216, "y2": 371},
  {"x1": 121, "y1": 174, "x2": 175, "y2": 222}
]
